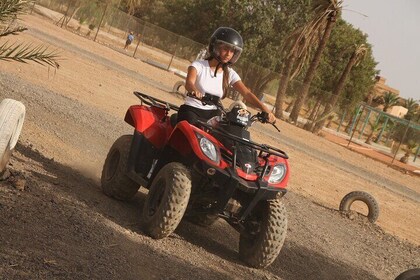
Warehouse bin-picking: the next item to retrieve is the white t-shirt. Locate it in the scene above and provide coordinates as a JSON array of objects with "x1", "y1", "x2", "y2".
[{"x1": 184, "y1": 60, "x2": 241, "y2": 110}]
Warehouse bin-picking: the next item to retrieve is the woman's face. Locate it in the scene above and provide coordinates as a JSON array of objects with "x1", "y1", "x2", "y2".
[{"x1": 217, "y1": 43, "x2": 235, "y2": 63}]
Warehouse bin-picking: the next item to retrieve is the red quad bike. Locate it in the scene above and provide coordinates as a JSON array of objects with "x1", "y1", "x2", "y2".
[{"x1": 101, "y1": 91, "x2": 290, "y2": 268}]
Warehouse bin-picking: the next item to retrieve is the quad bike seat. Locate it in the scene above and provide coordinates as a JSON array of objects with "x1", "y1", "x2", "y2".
[{"x1": 170, "y1": 113, "x2": 178, "y2": 127}]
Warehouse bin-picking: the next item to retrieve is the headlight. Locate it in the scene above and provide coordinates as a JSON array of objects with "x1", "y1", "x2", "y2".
[
  {"x1": 198, "y1": 135, "x2": 219, "y2": 163},
  {"x1": 268, "y1": 164, "x2": 286, "y2": 184}
]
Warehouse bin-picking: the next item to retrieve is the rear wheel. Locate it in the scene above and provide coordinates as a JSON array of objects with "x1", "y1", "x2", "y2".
[
  {"x1": 395, "y1": 268, "x2": 420, "y2": 280},
  {"x1": 142, "y1": 162, "x2": 191, "y2": 239},
  {"x1": 239, "y1": 199, "x2": 287, "y2": 268},
  {"x1": 101, "y1": 135, "x2": 140, "y2": 200}
]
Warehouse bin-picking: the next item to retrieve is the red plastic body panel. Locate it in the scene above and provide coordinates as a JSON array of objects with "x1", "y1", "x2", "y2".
[
  {"x1": 235, "y1": 156, "x2": 290, "y2": 189},
  {"x1": 167, "y1": 121, "x2": 227, "y2": 168},
  {"x1": 124, "y1": 105, "x2": 289, "y2": 189},
  {"x1": 124, "y1": 105, "x2": 173, "y2": 149}
]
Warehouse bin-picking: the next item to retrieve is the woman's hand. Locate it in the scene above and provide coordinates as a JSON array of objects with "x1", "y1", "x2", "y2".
[
  {"x1": 267, "y1": 112, "x2": 276, "y2": 124},
  {"x1": 191, "y1": 90, "x2": 203, "y2": 99}
]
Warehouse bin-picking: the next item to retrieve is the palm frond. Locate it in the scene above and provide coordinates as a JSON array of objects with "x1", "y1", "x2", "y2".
[
  {"x1": 280, "y1": 0, "x2": 343, "y2": 81},
  {"x1": 0, "y1": 25, "x2": 27, "y2": 37},
  {"x1": 0, "y1": 41, "x2": 60, "y2": 68},
  {"x1": 353, "y1": 44, "x2": 368, "y2": 66},
  {"x1": 0, "y1": 0, "x2": 32, "y2": 23}
]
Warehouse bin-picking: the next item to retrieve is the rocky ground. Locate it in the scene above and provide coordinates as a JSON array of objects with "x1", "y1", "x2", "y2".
[{"x1": 0, "y1": 14, "x2": 419, "y2": 280}]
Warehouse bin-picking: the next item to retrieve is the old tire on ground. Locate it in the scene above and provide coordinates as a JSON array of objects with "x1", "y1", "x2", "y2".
[
  {"x1": 101, "y1": 135, "x2": 140, "y2": 200},
  {"x1": 142, "y1": 162, "x2": 191, "y2": 239},
  {"x1": 0, "y1": 99, "x2": 26, "y2": 172},
  {"x1": 339, "y1": 191, "x2": 379, "y2": 223},
  {"x1": 395, "y1": 268, "x2": 420, "y2": 280},
  {"x1": 239, "y1": 199, "x2": 287, "y2": 268},
  {"x1": 187, "y1": 213, "x2": 219, "y2": 227},
  {"x1": 172, "y1": 81, "x2": 186, "y2": 96}
]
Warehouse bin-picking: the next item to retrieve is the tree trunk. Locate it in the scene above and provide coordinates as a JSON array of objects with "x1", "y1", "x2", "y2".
[
  {"x1": 303, "y1": 97, "x2": 322, "y2": 130},
  {"x1": 285, "y1": 100, "x2": 294, "y2": 113},
  {"x1": 274, "y1": 51, "x2": 297, "y2": 119},
  {"x1": 66, "y1": 6, "x2": 81, "y2": 27},
  {"x1": 288, "y1": 15, "x2": 336, "y2": 124},
  {"x1": 312, "y1": 51, "x2": 358, "y2": 134}
]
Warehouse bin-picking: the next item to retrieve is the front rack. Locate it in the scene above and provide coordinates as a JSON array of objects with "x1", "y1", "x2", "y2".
[{"x1": 197, "y1": 120, "x2": 289, "y2": 160}]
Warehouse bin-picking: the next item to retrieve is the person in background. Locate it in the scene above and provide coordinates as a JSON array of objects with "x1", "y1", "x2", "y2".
[
  {"x1": 177, "y1": 27, "x2": 276, "y2": 125},
  {"x1": 124, "y1": 31, "x2": 134, "y2": 50}
]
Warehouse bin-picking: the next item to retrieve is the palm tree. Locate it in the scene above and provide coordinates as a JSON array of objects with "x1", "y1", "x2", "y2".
[
  {"x1": 311, "y1": 44, "x2": 367, "y2": 133},
  {"x1": 288, "y1": 0, "x2": 343, "y2": 124},
  {"x1": 382, "y1": 91, "x2": 399, "y2": 112},
  {"x1": 274, "y1": 24, "x2": 319, "y2": 119},
  {"x1": 0, "y1": 0, "x2": 59, "y2": 68},
  {"x1": 403, "y1": 98, "x2": 419, "y2": 121},
  {"x1": 365, "y1": 121, "x2": 381, "y2": 145}
]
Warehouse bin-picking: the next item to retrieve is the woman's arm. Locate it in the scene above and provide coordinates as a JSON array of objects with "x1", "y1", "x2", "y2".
[
  {"x1": 233, "y1": 80, "x2": 276, "y2": 123},
  {"x1": 185, "y1": 66, "x2": 203, "y2": 98}
]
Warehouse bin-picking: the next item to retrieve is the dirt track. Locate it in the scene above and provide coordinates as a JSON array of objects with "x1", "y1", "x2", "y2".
[{"x1": 0, "y1": 14, "x2": 419, "y2": 280}]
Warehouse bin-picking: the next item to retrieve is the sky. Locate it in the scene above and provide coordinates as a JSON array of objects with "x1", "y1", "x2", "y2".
[{"x1": 341, "y1": 0, "x2": 420, "y2": 100}]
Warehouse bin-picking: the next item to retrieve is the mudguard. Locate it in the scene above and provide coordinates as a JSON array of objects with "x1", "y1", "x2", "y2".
[
  {"x1": 167, "y1": 120, "x2": 227, "y2": 168},
  {"x1": 124, "y1": 105, "x2": 173, "y2": 149}
]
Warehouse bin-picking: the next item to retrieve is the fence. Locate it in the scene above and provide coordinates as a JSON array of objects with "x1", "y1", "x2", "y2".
[
  {"x1": 343, "y1": 104, "x2": 420, "y2": 164},
  {"x1": 32, "y1": 1, "x2": 420, "y2": 165}
]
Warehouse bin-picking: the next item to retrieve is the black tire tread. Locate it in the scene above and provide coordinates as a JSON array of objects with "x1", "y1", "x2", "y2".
[
  {"x1": 395, "y1": 268, "x2": 420, "y2": 280},
  {"x1": 101, "y1": 135, "x2": 140, "y2": 200},
  {"x1": 239, "y1": 199, "x2": 287, "y2": 268},
  {"x1": 142, "y1": 162, "x2": 191, "y2": 239}
]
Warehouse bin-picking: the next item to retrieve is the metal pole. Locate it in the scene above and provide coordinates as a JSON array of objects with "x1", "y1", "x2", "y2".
[
  {"x1": 134, "y1": 24, "x2": 147, "y2": 58},
  {"x1": 61, "y1": 0, "x2": 71, "y2": 28},
  {"x1": 358, "y1": 108, "x2": 371, "y2": 139},
  {"x1": 167, "y1": 37, "x2": 180, "y2": 70},
  {"x1": 413, "y1": 144, "x2": 420, "y2": 162},
  {"x1": 94, "y1": 3, "x2": 108, "y2": 42},
  {"x1": 337, "y1": 109, "x2": 347, "y2": 132},
  {"x1": 347, "y1": 104, "x2": 364, "y2": 147},
  {"x1": 348, "y1": 104, "x2": 362, "y2": 135},
  {"x1": 391, "y1": 120, "x2": 411, "y2": 163},
  {"x1": 30, "y1": 0, "x2": 37, "y2": 14},
  {"x1": 375, "y1": 116, "x2": 389, "y2": 143}
]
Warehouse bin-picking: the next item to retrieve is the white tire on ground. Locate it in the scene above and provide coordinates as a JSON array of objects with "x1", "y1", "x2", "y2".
[
  {"x1": 0, "y1": 99, "x2": 26, "y2": 172},
  {"x1": 172, "y1": 81, "x2": 186, "y2": 96}
]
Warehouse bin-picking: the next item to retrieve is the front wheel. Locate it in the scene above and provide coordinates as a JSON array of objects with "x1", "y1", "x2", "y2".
[
  {"x1": 239, "y1": 199, "x2": 287, "y2": 268},
  {"x1": 101, "y1": 135, "x2": 140, "y2": 200},
  {"x1": 142, "y1": 162, "x2": 191, "y2": 239}
]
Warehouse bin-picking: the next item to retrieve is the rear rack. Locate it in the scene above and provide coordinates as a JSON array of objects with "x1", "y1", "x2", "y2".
[{"x1": 133, "y1": 91, "x2": 179, "y2": 112}]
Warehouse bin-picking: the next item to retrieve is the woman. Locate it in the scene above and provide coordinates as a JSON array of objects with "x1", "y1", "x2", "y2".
[{"x1": 177, "y1": 27, "x2": 276, "y2": 125}]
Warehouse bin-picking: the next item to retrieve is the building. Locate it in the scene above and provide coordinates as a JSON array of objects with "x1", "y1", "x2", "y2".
[
  {"x1": 373, "y1": 76, "x2": 400, "y2": 97},
  {"x1": 387, "y1": 106, "x2": 408, "y2": 118}
]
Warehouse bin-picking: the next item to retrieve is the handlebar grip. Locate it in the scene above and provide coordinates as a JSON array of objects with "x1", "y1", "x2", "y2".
[{"x1": 257, "y1": 112, "x2": 269, "y2": 123}]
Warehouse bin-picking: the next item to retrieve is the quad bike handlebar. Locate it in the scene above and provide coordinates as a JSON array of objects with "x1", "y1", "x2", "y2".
[{"x1": 187, "y1": 92, "x2": 281, "y2": 132}]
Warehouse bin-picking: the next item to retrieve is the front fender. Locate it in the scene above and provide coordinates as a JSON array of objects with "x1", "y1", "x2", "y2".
[{"x1": 167, "y1": 121, "x2": 223, "y2": 168}]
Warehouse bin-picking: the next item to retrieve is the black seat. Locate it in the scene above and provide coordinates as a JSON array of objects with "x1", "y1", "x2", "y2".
[{"x1": 170, "y1": 113, "x2": 178, "y2": 127}]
